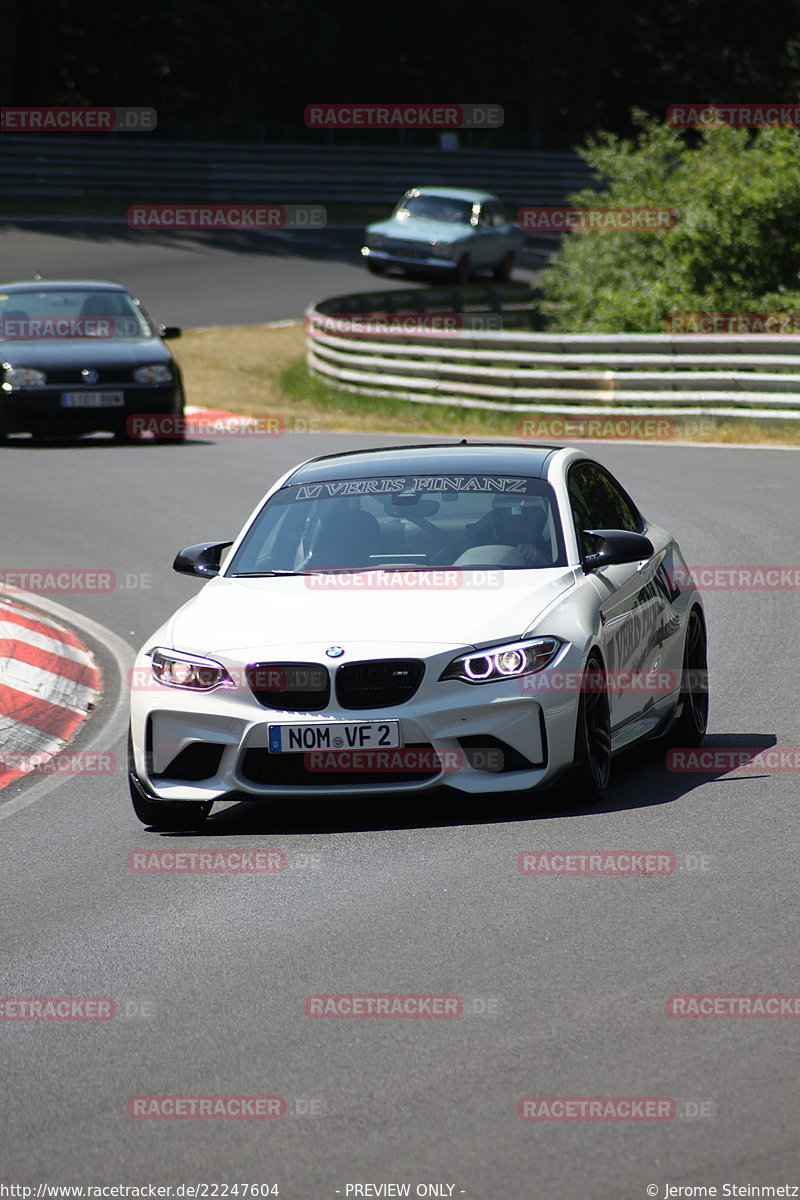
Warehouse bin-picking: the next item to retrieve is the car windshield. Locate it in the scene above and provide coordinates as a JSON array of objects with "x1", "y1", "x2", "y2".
[
  {"x1": 227, "y1": 475, "x2": 567, "y2": 574},
  {"x1": 0, "y1": 289, "x2": 152, "y2": 339},
  {"x1": 394, "y1": 195, "x2": 475, "y2": 224}
]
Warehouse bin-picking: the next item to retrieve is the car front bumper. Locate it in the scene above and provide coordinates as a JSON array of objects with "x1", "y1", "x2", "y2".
[
  {"x1": 361, "y1": 247, "x2": 460, "y2": 272},
  {"x1": 0, "y1": 384, "x2": 182, "y2": 435},
  {"x1": 129, "y1": 642, "x2": 584, "y2": 803}
]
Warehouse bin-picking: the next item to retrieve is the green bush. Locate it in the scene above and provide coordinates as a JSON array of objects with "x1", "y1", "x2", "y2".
[{"x1": 539, "y1": 112, "x2": 800, "y2": 331}]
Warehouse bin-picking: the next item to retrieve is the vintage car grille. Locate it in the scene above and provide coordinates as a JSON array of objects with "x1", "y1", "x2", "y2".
[
  {"x1": 334, "y1": 659, "x2": 424, "y2": 709},
  {"x1": 246, "y1": 662, "x2": 330, "y2": 712},
  {"x1": 383, "y1": 239, "x2": 434, "y2": 261},
  {"x1": 152, "y1": 741, "x2": 225, "y2": 781},
  {"x1": 240, "y1": 741, "x2": 439, "y2": 786}
]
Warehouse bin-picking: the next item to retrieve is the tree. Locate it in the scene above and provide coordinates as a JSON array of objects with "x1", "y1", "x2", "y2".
[{"x1": 539, "y1": 113, "x2": 800, "y2": 331}]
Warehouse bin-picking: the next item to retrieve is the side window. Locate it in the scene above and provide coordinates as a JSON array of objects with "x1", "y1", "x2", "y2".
[
  {"x1": 477, "y1": 204, "x2": 492, "y2": 229},
  {"x1": 568, "y1": 463, "x2": 642, "y2": 557}
]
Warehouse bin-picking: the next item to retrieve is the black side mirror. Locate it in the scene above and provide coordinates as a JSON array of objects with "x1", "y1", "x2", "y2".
[
  {"x1": 581, "y1": 529, "x2": 654, "y2": 572},
  {"x1": 159, "y1": 325, "x2": 182, "y2": 339},
  {"x1": 173, "y1": 541, "x2": 233, "y2": 578}
]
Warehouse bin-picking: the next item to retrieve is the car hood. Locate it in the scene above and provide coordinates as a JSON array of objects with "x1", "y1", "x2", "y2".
[
  {"x1": 168, "y1": 568, "x2": 577, "y2": 657},
  {"x1": 0, "y1": 336, "x2": 172, "y2": 367},
  {"x1": 365, "y1": 216, "x2": 472, "y2": 244}
]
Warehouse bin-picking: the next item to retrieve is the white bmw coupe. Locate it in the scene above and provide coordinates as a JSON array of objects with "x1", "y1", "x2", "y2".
[{"x1": 129, "y1": 442, "x2": 708, "y2": 828}]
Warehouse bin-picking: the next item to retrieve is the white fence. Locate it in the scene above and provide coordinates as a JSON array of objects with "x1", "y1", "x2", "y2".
[{"x1": 306, "y1": 294, "x2": 800, "y2": 421}]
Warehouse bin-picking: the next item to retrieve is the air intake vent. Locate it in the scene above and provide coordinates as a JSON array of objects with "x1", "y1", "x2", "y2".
[
  {"x1": 335, "y1": 659, "x2": 424, "y2": 709},
  {"x1": 246, "y1": 662, "x2": 330, "y2": 712}
]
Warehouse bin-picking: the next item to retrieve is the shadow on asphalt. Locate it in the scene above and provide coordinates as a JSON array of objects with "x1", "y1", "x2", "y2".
[
  {"x1": 156, "y1": 732, "x2": 778, "y2": 838},
  {"x1": 2, "y1": 435, "x2": 216, "y2": 449},
  {"x1": 0, "y1": 220, "x2": 550, "y2": 273}
]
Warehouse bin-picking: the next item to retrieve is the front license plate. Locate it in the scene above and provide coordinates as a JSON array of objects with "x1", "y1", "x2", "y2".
[
  {"x1": 268, "y1": 720, "x2": 401, "y2": 753},
  {"x1": 60, "y1": 391, "x2": 125, "y2": 407}
]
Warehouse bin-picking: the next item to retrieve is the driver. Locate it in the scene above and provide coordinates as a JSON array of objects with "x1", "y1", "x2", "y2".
[{"x1": 460, "y1": 503, "x2": 552, "y2": 566}]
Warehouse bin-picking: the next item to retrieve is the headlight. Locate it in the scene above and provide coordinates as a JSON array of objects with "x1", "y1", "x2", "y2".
[
  {"x1": 133, "y1": 364, "x2": 173, "y2": 384},
  {"x1": 440, "y1": 637, "x2": 562, "y2": 684},
  {"x1": 431, "y1": 241, "x2": 453, "y2": 258},
  {"x1": 3, "y1": 366, "x2": 46, "y2": 388},
  {"x1": 149, "y1": 647, "x2": 234, "y2": 691},
  {"x1": 366, "y1": 234, "x2": 386, "y2": 250}
]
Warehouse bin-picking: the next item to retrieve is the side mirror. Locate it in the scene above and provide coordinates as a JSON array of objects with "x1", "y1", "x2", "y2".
[
  {"x1": 581, "y1": 529, "x2": 654, "y2": 572},
  {"x1": 159, "y1": 325, "x2": 182, "y2": 339},
  {"x1": 173, "y1": 541, "x2": 233, "y2": 578}
]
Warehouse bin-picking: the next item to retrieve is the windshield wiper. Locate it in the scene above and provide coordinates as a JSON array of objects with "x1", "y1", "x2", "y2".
[{"x1": 230, "y1": 570, "x2": 302, "y2": 577}]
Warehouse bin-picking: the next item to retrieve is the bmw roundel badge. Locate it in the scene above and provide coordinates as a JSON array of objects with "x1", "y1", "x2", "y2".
[{"x1": 326, "y1": 646, "x2": 345, "y2": 658}]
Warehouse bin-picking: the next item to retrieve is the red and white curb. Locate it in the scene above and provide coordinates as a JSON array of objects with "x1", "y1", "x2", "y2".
[
  {"x1": 184, "y1": 406, "x2": 258, "y2": 427},
  {"x1": 0, "y1": 598, "x2": 101, "y2": 789}
]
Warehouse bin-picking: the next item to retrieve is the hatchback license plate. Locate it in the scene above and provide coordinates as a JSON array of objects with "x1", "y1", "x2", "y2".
[
  {"x1": 268, "y1": 720, "x2": 401, "y2": 753},
  {"x1": 60, "y1": 391, "x2": 125, "y2": 407}
]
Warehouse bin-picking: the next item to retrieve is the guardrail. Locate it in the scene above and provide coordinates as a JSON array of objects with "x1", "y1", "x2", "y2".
[
  {"x1": 306, "y1": 289, "x2": 800, "y2": 421},
  {"x1": 0, "y1": 137, "x2": 597, "y2": 203}
]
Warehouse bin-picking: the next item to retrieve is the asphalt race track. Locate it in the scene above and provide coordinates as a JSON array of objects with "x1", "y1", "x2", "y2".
[
  {"x1": 1, "y1": 230, "x2": 799, "y2": 1196},
  {"x1": 0, "y1": 221, "x2": 548, "y2": 327}
]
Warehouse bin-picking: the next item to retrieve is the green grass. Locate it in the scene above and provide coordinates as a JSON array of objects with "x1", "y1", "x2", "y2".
[{"x1": 168, "y1": 321, "x2": 800, "y2": 446}]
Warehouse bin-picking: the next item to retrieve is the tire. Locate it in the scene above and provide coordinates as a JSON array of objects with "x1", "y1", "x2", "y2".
[
  {"x1": 493, "y1": 251, "x2": 515, "y2": 281},
  {"x1": 666, "y1": 608, "x2": 709, "y2": 747},
  {"x1": 454, "y1": 254, "x2": 472, "y2": 284},
  {"x1": 570, "y1": 653, "x2": 612, "y2": 802},
  {"x1": 128, "y1": 732, "x2": 212, "y2": 830}
]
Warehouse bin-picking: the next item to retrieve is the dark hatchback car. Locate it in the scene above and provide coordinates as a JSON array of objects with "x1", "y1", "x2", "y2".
[{"x1": 0, "y1": 280, "x2": 185, "y2": 442}]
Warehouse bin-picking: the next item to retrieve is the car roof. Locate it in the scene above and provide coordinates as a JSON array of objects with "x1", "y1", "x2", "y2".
[
  {"x1": 0, "y1": 280, "x2": 128, "y2": 292},
  {"x1": 406, "y1": 187, "x2": 499, "y2": 203},
  {"x1": 286, "y1": 442, "x2": 561, "y2": 484}
]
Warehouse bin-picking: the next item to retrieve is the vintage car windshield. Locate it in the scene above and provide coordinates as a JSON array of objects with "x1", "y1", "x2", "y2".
[
  {"x1": 394, "y1": 195, "x2": 475, "y2": 224},
  {"x1": 0, "y1": 289, "x2": 152, "y2": 339},
  {"x1": 227, "y1": 475, "x2": 567, "y2": 574}
]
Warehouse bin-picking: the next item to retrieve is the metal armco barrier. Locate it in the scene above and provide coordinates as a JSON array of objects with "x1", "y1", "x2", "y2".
[
  {"x1": 0, "y1": 137, "x2": 596, "y2": 204},
  {"x1": 306, "y1": 290, "x2": 800, "y2": 421}
]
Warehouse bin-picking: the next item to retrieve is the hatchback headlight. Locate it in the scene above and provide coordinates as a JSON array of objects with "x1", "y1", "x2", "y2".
[
  {"x1": 440, "y1": 637, "x2": 562, "y2": 684},
  {"x1": 133, "y1": 364, "x2": 173, "y2": 384},
  {"x1": 3, "y1": 366, "x2": 46, "y2": 388},
  {"x1": 149, "y1": 647, "x2": 234, "y2": 690}
]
